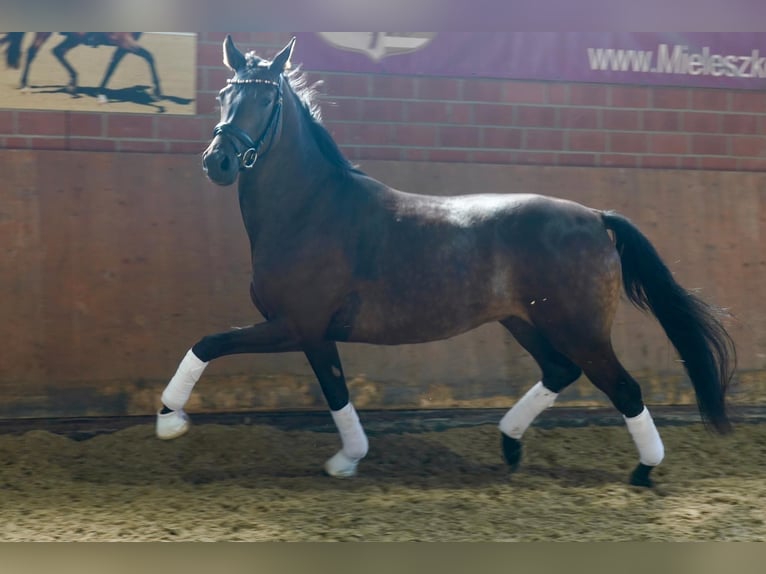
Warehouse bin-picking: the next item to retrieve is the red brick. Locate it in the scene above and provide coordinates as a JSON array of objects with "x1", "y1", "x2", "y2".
[
  {"x1": 197, "y1": 94, "x2": 220, "y2": 117},
  {"x1": 722, "y1": 114, "x2": 759, "y2": 135},
  {"x1": 167, "y1": 141, "x2": 211, "y2": 155},
  {"x1": 326, "y1": 74, "x2": 371, "y2": 98},
  {"x1": 569, "y1": 131, "x2": 607, "y2": 152},
  {"x1": 698, "y1": 157, "x2": 738, "y2": 171},
  {"x1": 642, "y1": 110, "x2": 681, "y2": 132},
  {"x1": 159, "y1": 117, "x2": 205, "y2": 141},
  {"x1": 445, "y1": 103, "x2": 473, "y2": 124},
  {"x1": 684, "y1": 112, "x2": 721, "y2": 133},
  {"x1": 0, "y1": 111, "x2": 15, "y2": 134},
  {"x1": 198, "y1": 42, "x2": 227, "y2": 68},
  {"x1": 463, "y1": 79, "x2": 505, "y2": 102},
  {"x1": 730, "y1": 92, "x2": 766, "y2": 114},
  {"x1": 473, "y1": 103, "x2": 514, "y2": 126},
  {"x1": 402, "y1": 148, "x2": 429, "y2": 161},
  {"x1": 344, "y1": 123, "x2": 393, "y2": 146},
  {"x1": 691, "y1": 89, "x2": 730, "y2": 111},
  {"x1": 652, "y1": 88, "x2": 690, "y2": 109},
  {"x1": 640, "y1": 156, "x2": 680, "y2": 169},
  {"x1": 524, "y1": 129, "x2": 565, "y2": 150},
  {"x1": 547, "y1": 84, "x2": 568, "y2": 105},
  {"x1": 516, "y1": 106, "x2": 557, "y2": 128},
  {"x1": 394, "y1": 124, "x2": 438, "y2": 147},
  {"x1": 321, "y1": 99, "x2": 361, "y2": 122},
  {"x1": 68, "y1": 138, "x2": 117, "y2": 152},
  {"x1": 371, "y1": 75, "x2": 416, "y2": 99},
  {"x1": 515, "y1": 150, "x2": 557, "y2": 165},
  {"x1": 602, "y1": 109, "x2": 640, "y2": 131},
  {"x1": 438, "y1": 125, "x2": 480, "y2": 148},
  {"x1": 609, "y1": 86, "x2": 651, "y2": 108},
  {"x1": 679, "y1": 157, "x2": 700, "y2": 169},
  {"x1": 690, "y1": 134, "x2": 728, "y2": 155},
  {"x1": 599, "y1": 154, "x2": 639, "y2": 168},
  {"x1": 428, "y1": 149, "x2": 472, "y2": 162},
  {"x1": 68, "y1": 113, "x2": 103, "y2": 137},
  {"x1": 29, "y1": 137, "x2": 67, "y2": 150},
  {"x1": 649, "y1": 133, "x2": 688, "y2": 155},
  {"x1": 558, "y1": 108, "x2": 600, "y2": 129},
  {"x1": 472, "y1": 150, "x2": 515, "y2": 164},
  {"x1": 504, "y1": 81, "x2": 547, "y2": 104},
  {"x1": 417, "y1": 77, "x2": 462, "y2": 101},
  {"x1": 731, "y1": 136, "x2": 766, "y2": 157},
  {"x1": 361, "y1": 99, "x2": 405, "y2": 123},
  {"x1": 738, "y1": 158, "x2": 766, "y2": 171},
  {"x1": 118, "y1": 140, "x2": 168, "y2": 153},
  {"x1": 405, "y1": 101, "x2": 464, "y2": 124},
  {"x1": 106, "y1": 115, "x2": 154, "y2": 138},
  {"x1": 204, "y1": 67, "x2": 230, "y2": 91},
  {"x1": 482, "y1": 127, "x2": 523, "y2": 149},
  {"x1": 3, "y1": 137, "x2": 30, "y2": 148},
  {"x1": 354, "y1": 147, "x2": 403, "y2": 161},
  {"x1": 609, "y1": 132, "x2": 648, "y2": 153},
  {"x1": 568, "y1": 84, "x2": 608, "y2": 106},
  {"x1": 557, "y1": 152, "x2": 597, "y2": 166},
  {"x1": 17, "y1": 111, "x2": 67, "y2": 136}
]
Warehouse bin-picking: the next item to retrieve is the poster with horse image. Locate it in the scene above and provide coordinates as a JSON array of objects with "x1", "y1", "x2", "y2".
[{"x1": 0, "y1": 32, "x2": 197, "y2": 114}]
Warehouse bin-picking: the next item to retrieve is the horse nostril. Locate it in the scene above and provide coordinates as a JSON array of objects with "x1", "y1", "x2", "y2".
[{"x1": 221, "y1": 155, "x2": 231, "y2": 171}]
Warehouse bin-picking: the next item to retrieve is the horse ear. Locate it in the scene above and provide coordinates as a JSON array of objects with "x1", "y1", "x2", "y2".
[
  {"x1": 223, "y1": 34, "x2": 247, "y2": 72},
  {"x1": 270, "y1": 37, "x2": 296, "y2": 73}
]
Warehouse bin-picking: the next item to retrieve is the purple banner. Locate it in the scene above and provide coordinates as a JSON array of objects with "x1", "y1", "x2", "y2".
[{"x1": 294, "y1": 33, "x2": 766, "y2": 90}]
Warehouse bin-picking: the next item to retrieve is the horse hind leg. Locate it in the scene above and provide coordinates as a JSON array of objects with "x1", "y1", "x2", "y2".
[
  {"x1": 574, "y1": 347, "x2": 664, "y2": 487},
  {"x1": 498, "y1": 317, "x2": 582, "y2": 471},
  {"x1": 51, "y1": 35, "x2": 81, "y2": 94}
]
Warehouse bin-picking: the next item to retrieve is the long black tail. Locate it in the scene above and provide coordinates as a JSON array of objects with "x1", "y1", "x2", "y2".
[
  {"x1": 0, "y1": 33, "x2": 25, "y2": 69},
  {"x1": 602, "y1": 211, "x2": 736, "y2": 433}
]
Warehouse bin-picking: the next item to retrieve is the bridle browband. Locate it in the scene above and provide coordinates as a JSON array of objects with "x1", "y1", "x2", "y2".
[{"x1": 213, "y1": 75, "x2": 283, "y2": 170}]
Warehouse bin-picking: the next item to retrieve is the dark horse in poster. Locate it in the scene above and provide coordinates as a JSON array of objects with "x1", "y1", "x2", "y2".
[
  {"x1": 0, "y1": 32, "x2": 162, "y2": 102},
  {"x1": 155, "y1": 36, "x2": 736, "y2": 487}
]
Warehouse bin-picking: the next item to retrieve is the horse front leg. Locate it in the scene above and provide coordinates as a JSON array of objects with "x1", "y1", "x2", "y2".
[
  {"x1": 51, "y1": 36, "x2": 81, "y2": 94},
  {"x1": 303, "y1": 341, "x2": 369, "y2": 478},
  {"x1": 156, "y1": 319, "x2": 301, "y2": 439}
]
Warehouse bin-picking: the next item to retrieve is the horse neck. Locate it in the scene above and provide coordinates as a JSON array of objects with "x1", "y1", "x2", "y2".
[{"x1": 237, "y1": 88, "x2": 339, "y2": 235}]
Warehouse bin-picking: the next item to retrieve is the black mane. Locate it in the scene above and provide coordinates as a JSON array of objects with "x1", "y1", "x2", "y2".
[{"x1": 283, "y1": 67, "x2": 366, "y2": 176}]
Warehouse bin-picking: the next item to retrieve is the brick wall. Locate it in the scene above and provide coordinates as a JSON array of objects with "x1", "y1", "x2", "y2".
[{"x1": 1, "y1": 32, "x2": 765, "y2": 171}]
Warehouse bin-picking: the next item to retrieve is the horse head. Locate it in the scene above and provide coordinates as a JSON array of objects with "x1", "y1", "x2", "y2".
[{"x1": 202, "y1": 35, "x2": 295, "y2": 186}]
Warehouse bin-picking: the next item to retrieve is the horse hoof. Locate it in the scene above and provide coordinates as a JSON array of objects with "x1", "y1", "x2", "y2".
[
  {"x1": 20, "y1": 86, "x2": 30, "y2": 94},
  {"x1": 629, "y1": 463, "x2": 655, "y2": 488},
  {"x1": 323, "y1": 450, "x2": 359, "y2": 478},
  {"x1": 501, "y1": 434, "x2": 523, "y2": 471},
  {"x1": 156, "y1": 409, "x2": 190, "y2": 440},
  {"x1": 97, "y1": 94, "x2": 108, "y2": 105}
]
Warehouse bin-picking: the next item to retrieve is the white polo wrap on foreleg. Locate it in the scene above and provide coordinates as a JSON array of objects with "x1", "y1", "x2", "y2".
[
  {"x1": 624, "y1": 406, "x2": 664, "y2": 466},
  {"x1": 499, "y1": 381, "x2": 558, "y2": 439},
  {"x1": 331, "y1": 402, "x2": 369, "y2": 461},
  {"x1": 161, "y1": 349, "x2": 209, "y2": 411}
]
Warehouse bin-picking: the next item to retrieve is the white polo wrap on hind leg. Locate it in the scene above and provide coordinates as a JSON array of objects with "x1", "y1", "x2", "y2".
[
  {"x1": 161, "y1": 349, "x2": 209, "y2": 411},
  {"x1": 624, "y1": 406, "x2": 664, "y2": 466},
  {"x1": 499, "y1": 381, "x2": 558, "y2": 439}
]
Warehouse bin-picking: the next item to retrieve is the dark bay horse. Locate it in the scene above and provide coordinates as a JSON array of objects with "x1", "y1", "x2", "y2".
[
  {"x1": 156, "y1": 36, "x2": 736, "y2": 487},
  {"x1": 0, "y1": 32, "x2": 162, "y2": 102}
]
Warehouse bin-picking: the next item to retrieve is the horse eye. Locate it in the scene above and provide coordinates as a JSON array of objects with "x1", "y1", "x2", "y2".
[{"x1": 260, "y1": 96, "x2": 273, "y2": 108}]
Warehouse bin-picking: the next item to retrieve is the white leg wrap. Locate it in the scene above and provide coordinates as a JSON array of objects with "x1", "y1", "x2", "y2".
[
  {"x1": 499, "y1": 381, "x2": 558, "y2": 439},
  {"x1": 324, "y1": 403, "x2": 368, "y2": 478},
  {"x1": 160, "y1": 349, "x2": 209, "y2": 411},
  {"x1": 624, "y1": 406, "x2": 665, "y2": 466}
]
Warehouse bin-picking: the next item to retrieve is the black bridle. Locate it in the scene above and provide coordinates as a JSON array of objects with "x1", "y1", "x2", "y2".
[{"x1": 213, "y1": 75, "x2": 284, "y2": 170}]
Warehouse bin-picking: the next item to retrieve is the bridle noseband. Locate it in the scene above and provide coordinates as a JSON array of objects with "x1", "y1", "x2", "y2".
[{"x1": 213, "y1": 75, "x2": 283, "y2": 170}]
